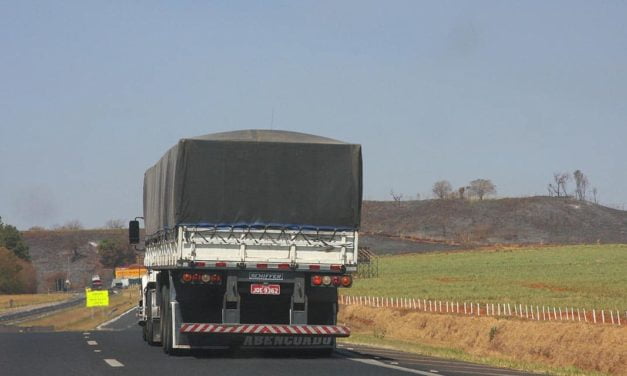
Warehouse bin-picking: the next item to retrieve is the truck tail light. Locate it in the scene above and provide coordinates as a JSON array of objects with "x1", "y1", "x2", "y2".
[
  {"x1": 341, "y1": 275, "x2": 352, "y2": 287},
  {"x1": 331, "y1": 276, "x2": 341, "y2": 287},
  {"x1": 311, "y1": 275, "x2": 322, "y2": 286},
  {"x1": 210, "y1": 274, "x2": 222, "y2": 284},
  {"x1": 322, "y1": 276, "x2": 332, "y2": 286},
  {"x1": 201, "y1": 273, "x2": 211, "y2": 283},
  {"x1": 182, "y1": 273, "x2": 192, "y2": 283},
  {"x1": 215, "y1": 262, "x2": 227, "y2": 267},
  {"x1": 192, "y1": 273, "x2": 201, "y2": 282}
]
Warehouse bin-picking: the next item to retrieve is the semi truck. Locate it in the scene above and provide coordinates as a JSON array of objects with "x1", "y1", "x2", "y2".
[{"x1": 129, "y1": 130, "x2": 362, "y2": 354}]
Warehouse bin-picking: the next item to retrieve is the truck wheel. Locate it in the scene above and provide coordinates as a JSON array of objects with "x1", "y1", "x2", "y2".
[
  {"x1": 161, "y1": 285, "x2": 170, "y2": 353},
  {"x1": 162, "y1": 285, "x2": 180, "y2": 355},
  {"x1": 145, "y1": 290, "x2": 159, "y2": 346}
]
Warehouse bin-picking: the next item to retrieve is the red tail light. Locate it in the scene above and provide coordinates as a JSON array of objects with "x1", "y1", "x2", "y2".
[
  {"x1": 341, "y1": 275, "x2": 352, "y2": 287},
  {"x1": 278, "y1": 263, "x2": 290, "y2": 270},
  {"x1": 257, "y1": 263, "x2": 268, "y2": 269},
  {"x1": 215, "y1": 262, "x2": 227, "y2": 267},
  {"x1": 210, "y1": 274, "x2": 222, "y2": 283},
  {"x1": 331, "y1": 276, "x2": 341, "y2": 286},
  {"x1": 309, "y1": 265, "x2": 320, "y2": 270},
  {"x1": 182, "y1": 273, "x2": 192, "y2": 283},
  {"x1": 311, "y1": 275, "x2": 322, "y2": 286},
  {"x1": 330, "y1": 265, "x2": 342, "y2": 272},
  {"x1": 192, "y1": 273, "x2": 201, "y2": 282}
]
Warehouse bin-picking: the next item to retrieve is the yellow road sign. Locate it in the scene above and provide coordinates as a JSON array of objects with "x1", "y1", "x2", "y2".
[
  {"x1": 115, "y1": 266, "x2": 148, "y2": 279},
  {"x1": 86, "y1": 290, "x2": 109, "y2": 307}
]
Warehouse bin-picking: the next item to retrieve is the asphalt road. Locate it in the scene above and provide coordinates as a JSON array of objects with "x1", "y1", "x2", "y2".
[{"x1": 0, "y1": 308, "x2": 538, "y2": 376}]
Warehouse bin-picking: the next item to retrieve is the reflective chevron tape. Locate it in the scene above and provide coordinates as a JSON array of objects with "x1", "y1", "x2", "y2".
[{"x1": 179, "y1": 323, "x2": 350, "y2": 337}]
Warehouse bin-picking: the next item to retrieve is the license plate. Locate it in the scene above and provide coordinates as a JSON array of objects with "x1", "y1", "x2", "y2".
[{"x1": 250, "y1": 284, "x2": 281, "y2": 295}]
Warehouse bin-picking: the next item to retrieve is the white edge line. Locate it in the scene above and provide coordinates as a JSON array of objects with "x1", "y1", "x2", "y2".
[
  {"x1": 96, "y1": 307, "x2": 137, "y2": 331},
  {"x1": 104, "y1": 359, "x2": 124, "y2": 367},
  {"x1": 348, "y1": 358, "x2": 441, "y2": 376}
]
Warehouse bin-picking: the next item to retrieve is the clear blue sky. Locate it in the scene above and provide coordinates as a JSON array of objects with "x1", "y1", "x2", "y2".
[{"x1": 1, "y1": 1, "x2": 626, "y2": 229}]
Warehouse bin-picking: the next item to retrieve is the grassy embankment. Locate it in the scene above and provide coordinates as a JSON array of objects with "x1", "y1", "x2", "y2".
[
  {"x1": 339, "y1": 244, "x2": 627, "y2": 376},
  {"x1": 346, "y1": 244, "x2": 627, "y2": 309},
  {"x1": 18, "y1": 288, "x2": 139, "y2": 331},
  {"x1": 0, "y1": 293, "x2": 72, "y2": 312}
]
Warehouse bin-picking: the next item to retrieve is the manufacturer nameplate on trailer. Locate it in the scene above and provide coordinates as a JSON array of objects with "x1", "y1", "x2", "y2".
[{"x1": 249, "y1": 272, "x2": 283, "y2": 281}]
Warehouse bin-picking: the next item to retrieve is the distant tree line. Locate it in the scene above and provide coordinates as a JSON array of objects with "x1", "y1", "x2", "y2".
[
  {"x1": 547, "y1": 170, "x2": 598, "y2": 203},
  {"x1": 0, "y1": 217, "x2": 36, "y2": 294},
  {"x1": 432, "y1": 179, "x2": 496, "y2": 200}
]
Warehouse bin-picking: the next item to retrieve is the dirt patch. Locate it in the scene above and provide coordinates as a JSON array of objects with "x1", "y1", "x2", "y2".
[
  {"x1": 522, "y1": 282, "x2": 575, "y2": 292},
  {"x1": 433, "y1": 276, "x2": 466, "y2": 283},
  {"x1": 339, "y1": 305, "x2": 627, "y2": 375}
]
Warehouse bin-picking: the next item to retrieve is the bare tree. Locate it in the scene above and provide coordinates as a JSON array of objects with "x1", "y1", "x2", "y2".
[
  {"x1": 105, "y1": 219, "x2": 126, "y2": 229},
  {"x1": 573, "y1": 170, "x2": 589, "y2": 201},
  {"x1": 458, "y1": 186, "x2": 466, "y2": 200},
  {"x1": 548, "y1": 172, "x2": 570, "y2": 197},
  {"x1": 432, "y1": 180, "x2": 452, "y2": 199},
  {"x1": 592, "y1": 187, "x2": 598, "y2": 204},
  {"x1": 468, "y1": 179, "x2": 496, "y2": 200},
  {"x1": 390, "y1": 190, "x2": 403, "y2": 206},
  {"x1": 54, "y1": 220, "x2": 83, "y2": 230}
]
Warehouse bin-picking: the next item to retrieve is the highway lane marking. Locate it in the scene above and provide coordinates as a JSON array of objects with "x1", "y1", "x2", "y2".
[
  {"x1": 96, "y1": 307, "x2": 136, "y2": 331},
  {"x1": 104, "y1": 359, "x2": 124, "y2": 368},
  {"x1": 348, "y1": 358, "x2": 442, "y2": 376},
  {"x1": 94, "y1": 350, "x2": 102, "y2": 353},
  {"x1": 87, "y1": 340, "x2": 98, "y2": 346},
  {"x1": 346, "y1": 346, "x2": 527, "y2": 373}
]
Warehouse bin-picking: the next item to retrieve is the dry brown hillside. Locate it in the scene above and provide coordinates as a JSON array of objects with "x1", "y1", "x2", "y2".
[
  {"x1": 23, "y1": 229, "x2": 127, "y2": 293},
  {"x1": 362, "y1": 196, "x2": 627, "y2": 245}
]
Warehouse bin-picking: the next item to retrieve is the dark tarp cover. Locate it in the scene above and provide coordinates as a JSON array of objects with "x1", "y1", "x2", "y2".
[{"x1": 143, "y1": 130, "x2": 362, "y2": 236}]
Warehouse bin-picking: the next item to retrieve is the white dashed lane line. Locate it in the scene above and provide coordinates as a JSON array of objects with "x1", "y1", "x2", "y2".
[
  {"x1": 348, "y1": 358, "x2": 441, "y2": 376},
  {"x1": 104, "y1": 359, "x2": 124, "y2": 368},
  {"x1": 87, "y1": 340, "x2": 98, "y2": 346},
  {"x1": 94, "y1": 350, "x2": 102, "y2": 353}
]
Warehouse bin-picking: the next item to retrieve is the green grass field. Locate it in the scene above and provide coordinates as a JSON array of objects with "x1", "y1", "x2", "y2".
[{"x1": 346, "y1": 244, "x2": 627, "y2": 309}]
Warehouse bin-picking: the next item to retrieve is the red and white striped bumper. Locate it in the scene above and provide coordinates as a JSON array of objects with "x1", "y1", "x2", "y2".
[{"x1": 180, "y1": 323, "x2": 350, "y2": 337}]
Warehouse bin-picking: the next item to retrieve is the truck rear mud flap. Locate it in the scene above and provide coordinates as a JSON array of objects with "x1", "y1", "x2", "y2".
[{"x1": 178, "y1": 323, "x2": 349, "y2": 349}]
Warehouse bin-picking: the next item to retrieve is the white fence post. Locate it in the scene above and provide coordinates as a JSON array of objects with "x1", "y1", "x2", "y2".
[
  {"x1": 602, "y1": 310, "x2": 605, "y2": 324},
  {"x1": 593, "y1": 309, "x2": 596, "y2": 323}
]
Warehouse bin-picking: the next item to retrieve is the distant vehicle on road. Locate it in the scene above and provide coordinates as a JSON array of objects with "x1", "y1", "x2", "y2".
[
  {"x1": 91, "y1": 275, "x2": 103, "y2": 290},
  {"x1": 129, "y1": 130, "x2": 362, "y2": 355}
]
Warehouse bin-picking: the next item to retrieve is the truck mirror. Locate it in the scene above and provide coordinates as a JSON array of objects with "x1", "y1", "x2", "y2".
[{"x1": 129, "y1": 220, "x2": 140, "y2": 244}]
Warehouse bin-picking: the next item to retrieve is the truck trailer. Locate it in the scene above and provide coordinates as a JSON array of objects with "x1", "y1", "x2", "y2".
[{"x1": 129, "y1": 130, "x2": 362, "y2": 354}]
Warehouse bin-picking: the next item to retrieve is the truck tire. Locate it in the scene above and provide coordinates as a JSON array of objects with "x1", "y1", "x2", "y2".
[
  {"x1": 161, "y1": 285, "x2": 170, "y2": 353},
  {"x1": 161, "y1": 285, "x2": 181, "y2": 355},
  {"x1": 145, "y1": 290, "x2": 159, "y2": 346}
]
